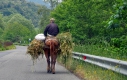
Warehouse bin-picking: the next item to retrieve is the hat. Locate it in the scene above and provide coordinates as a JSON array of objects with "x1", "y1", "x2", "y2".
[{"x1": 50, "y1": 18, "x2": 55, "y2": 21}]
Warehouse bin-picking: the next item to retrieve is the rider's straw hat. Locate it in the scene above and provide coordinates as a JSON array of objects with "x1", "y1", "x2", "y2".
[{"x1": 50, "y1": 18, "x2": 55, "y2": 21}]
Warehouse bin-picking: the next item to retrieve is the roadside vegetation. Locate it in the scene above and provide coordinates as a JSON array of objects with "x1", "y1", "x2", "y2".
[
  {"x1": 0, "y1": 40, "x2": 16, "y2": 51},
  {"x1": 58, "y1": 57, "x2": 127, "y2": 80},
  {"x1": 74, "y1": 44, "x2": 127, "y2": 61}
]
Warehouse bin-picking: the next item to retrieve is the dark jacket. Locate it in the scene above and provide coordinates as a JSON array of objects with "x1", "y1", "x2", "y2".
[{"x1": 44, "y1": 22, "x2": 59, "y2": 36}]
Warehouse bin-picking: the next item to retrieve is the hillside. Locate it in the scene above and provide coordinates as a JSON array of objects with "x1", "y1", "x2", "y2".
[{"x1": 0, "y1": 0, "x2": 47, "y2": 27}]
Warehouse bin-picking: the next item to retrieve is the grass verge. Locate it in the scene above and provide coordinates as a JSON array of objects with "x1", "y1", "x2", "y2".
[
  {"x1": 74, "y1": 44, "x2": 127, "y2": 61},
  {"x1": 57, "y1": 57, "x2": 127, "y2": 80}
]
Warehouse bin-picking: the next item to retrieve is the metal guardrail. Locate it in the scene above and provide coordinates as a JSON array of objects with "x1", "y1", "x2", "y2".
[{"x1": 72, "y1": 52, "x2": 127, "y2": 76}]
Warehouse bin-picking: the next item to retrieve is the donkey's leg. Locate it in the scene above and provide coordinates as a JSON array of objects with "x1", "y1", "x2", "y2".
[
  {"x1": 44, "y1": 48, "x2": 51, "y2": 73},
  {"x1": 51, "y1": 53, "x2": 57, "y2": 74},
  {"x1": 51, "y1": 57, "x2": 53, "y2": 73}
]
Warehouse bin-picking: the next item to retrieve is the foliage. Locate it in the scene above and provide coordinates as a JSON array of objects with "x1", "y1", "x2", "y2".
[
  {"x1": 57, "y1": 32, "x2": 73, "y2": 56},
  {"x1": 4, "y1": 45, "x2": 16, "y2": 50},
  {"x1": 37, "y1": 0, "x2": 61, "y2": 33},
  {"x1": 105, "y1": 0, "x2": 127, "y2": 49},
  {"x1": 0, "y1": 14, "x2": 5, "y2": 38},
  {"x1": 106, "y1": 0, "x2": 127, "y2": 37},
  {"x1": 0, "y1": 14, "x2": 5, "y2": 30},
  {"x1": 0, "y1": 40, "x2": 16, "y2": 51},
  {"x1": 0, "y1": 0, "x2": 43, "y2": 27},
  {"x1": 27, "y1": 39, "x2": 44, "y2": 64},
  {"x1": 107, "y1": 0, "x2": 127, "y2": 29},
  {"x1": 0, "y1": 13, "x2": 36, "y2": 43},
  {"x1": 43, "y1": 0, "x2": 62, "y2": 10},
  {"x1": 56, "y1": 32, "x2": 73, "y2": 64},
  {"x1": 3, "y1": 22, "x2": 31, "y2": 42},
  {"x1": 111, "y1": 35, "x2": 127, "y2": 48},
  {"x1": 51, "y1": 0, "x2": 116, "y2": 44},
  {"x1": 74, "y1": 43, "x2": 127, "y2": 61},
  {"x1": 37, "y1": 6, "x2": 51, "y2": 33}
]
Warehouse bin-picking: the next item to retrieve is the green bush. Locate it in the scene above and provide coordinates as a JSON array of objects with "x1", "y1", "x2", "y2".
[{"x1": 110, "y1": 38, "x2": 121, "y2": 48}]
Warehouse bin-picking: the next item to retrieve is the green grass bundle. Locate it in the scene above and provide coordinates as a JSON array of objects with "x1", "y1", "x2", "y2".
[
  {"x1": 57, "y1": 32, "x2": 73, "y2": 57},
  {"x1": 27, "y1": 39, "x2": 44, "y2": 61}
]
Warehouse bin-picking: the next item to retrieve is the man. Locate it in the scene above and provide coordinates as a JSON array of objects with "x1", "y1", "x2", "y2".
[
  {"x1": 44, "y1": 18, "x2": 59, "y2": 37},
  {"x1": 43, "y1": 18, "x2": 60, "y2": 49}
]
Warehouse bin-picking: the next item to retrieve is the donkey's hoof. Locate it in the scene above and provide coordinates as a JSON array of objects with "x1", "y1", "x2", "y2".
[
  {"x1": 52, "y1": 72, "x2": 55, "y2": 74},
  {"x1": 52, "y1": 73, "x2": 55, "y2": 74}
]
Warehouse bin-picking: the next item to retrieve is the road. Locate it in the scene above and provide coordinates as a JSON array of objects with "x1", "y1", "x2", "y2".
[{"x1": 0, "y1": 46, "x2": 81, "y2": 80}]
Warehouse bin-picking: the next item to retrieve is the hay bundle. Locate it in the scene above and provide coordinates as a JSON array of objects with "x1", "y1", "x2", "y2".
[
  {"x1": 27, "y1": 39, "x2": 44, "y2": 61},
  {"x1": 57, "y1": 32, "x2": 73, "y2": 57}
]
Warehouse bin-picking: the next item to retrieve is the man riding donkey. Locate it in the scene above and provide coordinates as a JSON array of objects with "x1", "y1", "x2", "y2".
[{"x1": 43, "y1": 18, "x2": 60, "y2": 74}]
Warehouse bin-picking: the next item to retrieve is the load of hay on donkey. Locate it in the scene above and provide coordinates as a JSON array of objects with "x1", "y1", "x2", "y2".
[{"x1": 26, "y1": 32, "x2": 74, "y2": 64}]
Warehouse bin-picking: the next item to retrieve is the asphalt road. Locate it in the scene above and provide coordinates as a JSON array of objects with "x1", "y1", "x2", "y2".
[{"x1": 0, "y1": 46, "x2": 81, "y2": 80}]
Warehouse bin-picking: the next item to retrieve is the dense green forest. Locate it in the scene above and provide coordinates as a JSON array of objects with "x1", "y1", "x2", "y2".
[
  {"x1": 51, "y1": 0, "x2": 127, "y2": 48},
  {"x1": 0, "y1": 0, "x2": 44, "y2": 28},
  {"x1": 0, "y1": 0, "x2": 50, "y2": 44},
  {"x1": 51, "y1": 0, "x2": 115, "y2": 43}
]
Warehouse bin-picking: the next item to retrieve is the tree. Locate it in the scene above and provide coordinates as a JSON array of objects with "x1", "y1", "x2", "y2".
[
  {"x1": 107, "y1": 0, "x2": 127, "y2": 30},
  {"x1": 0, "y1": 14, "x2": 5, "y2": 39},
  {"x1": 37, "y1": 6, "x2": 50, "y2": 33},
  {"x1": 0, "y1": 28, "x2": 3, "y2": 39},
  {"x1": 51, "y1": 0, "x2": 116, "y2": 44},
  {"x1": 7, "y1": 13, "x2": 36, "y2": 37},
  {"x1": 0, "y1": 0, "x2": 42, "y2": 27},
  {"x1": 3, "y1": 22, "x2": 31, "y2": 42},
  {"x1": 43, "y1": 0, "x2": 62, "y2": 10},
  {"x1": 0, "y1": 14, "x2": 5, "y2": 30},
  {"x1": 2, "y1": 13, "x2": 36, "y2": 42}
]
